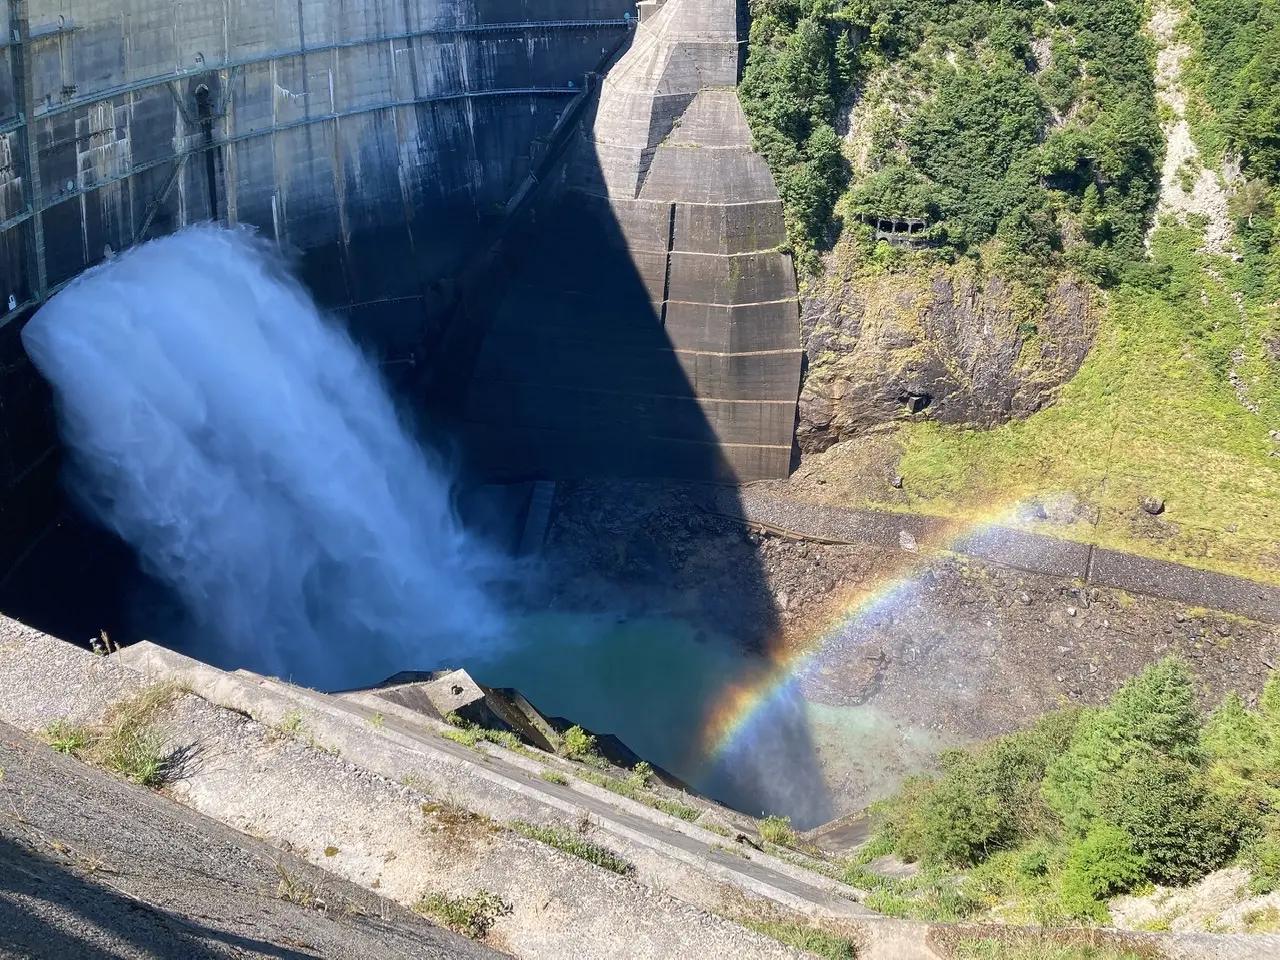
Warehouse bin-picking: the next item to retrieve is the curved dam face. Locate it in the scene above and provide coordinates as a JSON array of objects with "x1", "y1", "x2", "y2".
[{"x1": 0, "y1": 0, "x2": 801, "y2": 603}]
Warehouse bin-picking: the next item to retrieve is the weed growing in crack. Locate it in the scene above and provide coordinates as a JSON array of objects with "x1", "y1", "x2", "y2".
[
  {"x1": 758, "y1": 815, "x2": 800, "y2": 848},
  {"x1": 510, "y1": 820, "x2": 633, "y2": 875},
  {"x1": 415, "y1": 889, "x2": 511, "y2": 939},
  {"x1": 742, "y1": 919, "x2": 856, "y2": 960},
  {"x1": 275, "y1": 864, "x2": 323, "y2": 909},
  {"x1": 41, "y1": 683, "x2": 183, "y2": 787}
]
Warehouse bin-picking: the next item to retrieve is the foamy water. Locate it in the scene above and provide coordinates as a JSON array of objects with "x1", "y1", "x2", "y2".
[{"x1": 22, "y1": 225, "x2": 509, "y2": 689}]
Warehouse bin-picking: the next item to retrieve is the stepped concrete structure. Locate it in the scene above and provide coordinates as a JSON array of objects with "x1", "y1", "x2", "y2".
[
  {"x1": 462, "y1": 0, "x2": 803, "y2": 481},
  {"x1": 4, "y1": 614, "x2": 1274, "y2": 959}
]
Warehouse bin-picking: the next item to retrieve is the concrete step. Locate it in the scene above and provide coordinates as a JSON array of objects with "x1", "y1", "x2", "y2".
[
  {"x1": 518, "y1": 479, "x2": 557, "y2": 556},
  {"x1": 118, "y1": 642, "x2": 870, "y2": 924}
]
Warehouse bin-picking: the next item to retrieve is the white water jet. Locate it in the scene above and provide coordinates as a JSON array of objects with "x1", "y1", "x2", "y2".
[{"x1": 22, "y1": 225, "x2": 508, "y2": 689}]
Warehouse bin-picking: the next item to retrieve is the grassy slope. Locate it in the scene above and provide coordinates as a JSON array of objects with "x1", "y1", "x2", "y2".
[
  {"x1": 779, "y1": 1, "x2": 1279, "y2": 584},
  {"x1": 880, "y1": 225, "x2": 1280, "y2": 583}
]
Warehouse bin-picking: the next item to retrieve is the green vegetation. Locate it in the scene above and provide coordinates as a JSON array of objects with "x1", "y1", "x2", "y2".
[
  {"x1": 576, "y1": 769, "x2": 702, "y2": 821},
  {"x1": 540, "y1": 770, "x2": 569, "y2": 785},
  {"x1": 1183, "y1": 0, "x2": 1280, "y2": 174},
  {"x1": 741, "y1": 0, "x2": 1161, "y2": 278},
  {"x1": 414, "y1": 890, "x2": 511, "y2": 940},
  {"x1": 274, "y1": 864, "x2": 322, "y2": 907},
  {"x1": 1183, "y1": 0, "x2": 1280, "y2": 301},
  {"x1": 866, "y1": 659, "x2": 1280, "y2": 923},
  {"x1": 741, "y1": 919, "x2": 857, "y2": 959},
  {"x1": 43, "y1": 720, "x2": 90, "y2": 756},
  {"x1": 441, "y1": 715, "x2": 524, "y2": 753},
  {"x1": 758, "y1": 815, "x2": 801, "y2": 847},
  {"x1": 41, "y1": 683, "x2": 182, "y2": 788},
  {"x1": 560, "y1": 725, "x2": 607, "y2": 766},
  {"x1": 955, "y1": 940, "x2": 1149, "y2": 960},
  {"x1": 510, "y1": 820, "x2": 634, "y2": 876},
  {"x1": 818, "y1": 220, "x2": 1280, "y2": 583}
]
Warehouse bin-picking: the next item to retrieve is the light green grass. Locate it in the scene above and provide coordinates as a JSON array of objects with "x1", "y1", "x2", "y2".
[
  {"x1": 955, "y1": 938, "x2": 1149, "y2": 960},
  {"x1": 856, "y1": 225, "x2": 1280, "y2": 584},
  {"x1": 414, "y1": 890, "x2": 510, "y2": 939},
  {"x1": 509, "y1": 820, "x2": 633, "y2": 875},
  {"x1": 41, "y1": 683, "x2": 183, "y2": 787},
  {"x1": 576, "y1": 769, "x2": 702, "y2": 822},
  {"x1": 741, "y1": 919, "x2": 857, "y2": 959}
]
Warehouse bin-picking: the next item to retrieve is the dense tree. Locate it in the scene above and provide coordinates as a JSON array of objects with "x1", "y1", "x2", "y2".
[{"x1": 740, "y1": 0, "x2": 1162, "y2": 279}]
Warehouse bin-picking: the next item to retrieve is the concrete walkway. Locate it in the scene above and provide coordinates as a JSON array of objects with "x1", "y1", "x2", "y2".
[{"x1": 707, "y1": 490, "x2": 1280, "y2": 624}]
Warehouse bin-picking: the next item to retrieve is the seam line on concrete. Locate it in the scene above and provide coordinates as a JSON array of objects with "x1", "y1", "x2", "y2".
[
  {"x1": 672, "y1": 348, "x2": 804, "y2": 358},
  {"x1": 17, "y1": 20, "x2": 631, "y2": 123},
  {"x1": 467, "y1": 381, "x2": 797, "y2": 404}
]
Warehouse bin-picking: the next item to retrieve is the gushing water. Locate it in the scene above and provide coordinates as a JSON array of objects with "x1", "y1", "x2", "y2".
[{"x1": 22, "y1": 225, "x2": 507, "y2": 689}]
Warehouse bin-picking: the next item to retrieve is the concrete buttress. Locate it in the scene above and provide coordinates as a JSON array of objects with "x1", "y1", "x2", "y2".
[{"x1": 463, "y1": 0, "x2": 803, "y2": 481}]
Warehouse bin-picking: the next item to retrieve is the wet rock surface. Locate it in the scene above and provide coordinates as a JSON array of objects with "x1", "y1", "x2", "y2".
[
  {"x1": 797, "y1": 263, "x2": 1096, "y2": 453},
  {"x1": 540, "y1": 480, "x2": 1280, "y2": 809}
]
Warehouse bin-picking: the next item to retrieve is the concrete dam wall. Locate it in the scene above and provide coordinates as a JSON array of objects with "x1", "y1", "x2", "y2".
[
  {"x1": 0, "y1": 0, "x2": 801, "y2": 580},
  {"x1": 462, "y1": 0, "x2": 803, "y2": 482}
]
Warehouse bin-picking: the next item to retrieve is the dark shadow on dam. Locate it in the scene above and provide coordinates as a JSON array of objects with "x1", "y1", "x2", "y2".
[{"x1": 421, "y1": 99, "x2": 830, "y2": 822}]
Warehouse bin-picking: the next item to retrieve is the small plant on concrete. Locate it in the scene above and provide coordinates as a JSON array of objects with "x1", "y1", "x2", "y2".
[
  {"x1": 540, "y1": 770, "x2": 569, "y2": 785},
  {"x1": 742, "y1": 919, "x2": 855, "y2": 960},
  {"x1": 278, "y1": 710, "x2": 306, "y2": 736},
  {"x1": 275, "y1": 864, "x2": 323, "y2": 909},
  {"x1": 369, "y1": 712, "x2": 385, "y2": 729},
  {"x1": 415, "y1": 889, "x2": 511, "y2": 939},
  {"x1": 442, "y1": 725, "x2": 482, "y2": 748},
  {"x1": 41, "y1": 683, "x2": 181, "y2": 788},
  {"x1": 42, "y1": 720, "x2": 91, "y2": 756},
  {"x1": 759, "y1": 815, "x2": 800, "y2": 848},
  {"x1": 561, "y1": 725, "x2": 607, "y2": 767},
  {"x1": 441, "y1": 716, "x2": 526, "y2": 753},
  {"x1": 577, "y1": 769, "x2": 701, "y2": 821},
  {"x1": 510, "y1": 820, "x2": 633, "y2": 876},
  {"x1": 101, "y1": 723, "x2": 168, "y2": 787},
  {"x1": 627, "y1": 760, "x2": 654, "y2": 789}
]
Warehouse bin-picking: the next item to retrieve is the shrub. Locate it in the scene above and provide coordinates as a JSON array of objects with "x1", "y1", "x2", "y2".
[
  {"x1": 627, "y1": 760, "x2": 654, "y2": 789},
  {"x1": 759, "y1": 815, "x2": 801, "y2": 847},
  {"x1": 560, "y1": 725, "x2": 605, "y2": 766},
  {"x1": 1058, "y1": 823, "x2": 1147, "y2": 921},
  {"x1": 415, "y1": 890, "x2": 511, "y2": 939},
  {"x1": 883, "y1": 710, "x2": 1078, "y2": 865},
  {"x1": 1245, "y1": 833, "x2": 1280, "y2": 894},
  {"x1": 1093, "y1": 753, "x2": 1240, "y2": 885},
  {"x1": 1045, "y1": 658, "x2": 1203, "y2": 834}
]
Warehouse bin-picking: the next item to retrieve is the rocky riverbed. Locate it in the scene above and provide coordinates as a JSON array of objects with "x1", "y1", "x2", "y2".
[{"x1": 533, "y1": 479, "x2": 1280, "y2": 814}]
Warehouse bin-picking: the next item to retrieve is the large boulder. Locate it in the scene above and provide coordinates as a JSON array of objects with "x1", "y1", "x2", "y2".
[{"x1": 796, "y1": 260, "x2": 1096, "y2": 452}]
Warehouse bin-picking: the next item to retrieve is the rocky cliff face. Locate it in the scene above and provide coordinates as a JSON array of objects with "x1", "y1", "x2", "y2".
[{"x1": 796, "y1": 261, "x2": 1097, "y2": 453}]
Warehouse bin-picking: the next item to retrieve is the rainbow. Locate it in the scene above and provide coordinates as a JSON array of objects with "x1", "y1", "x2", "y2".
[{"x1": 698, "y1": 500, "x2": 1031, "y2": 762}]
